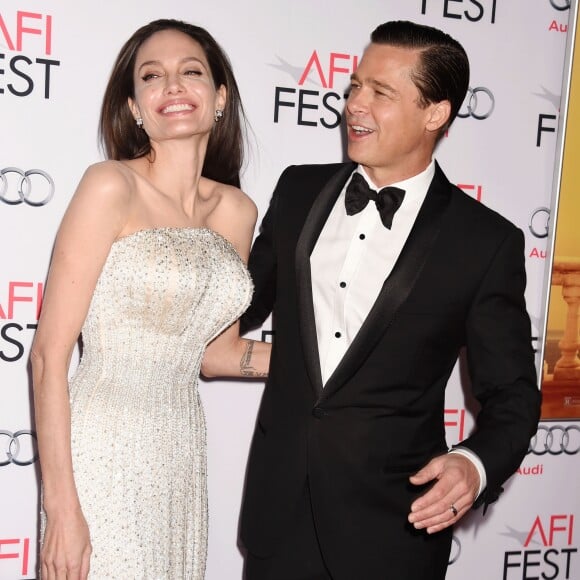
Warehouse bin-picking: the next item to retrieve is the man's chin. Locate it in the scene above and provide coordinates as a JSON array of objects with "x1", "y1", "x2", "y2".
[{"x1": 346, "y1": 144, "x2": 365, "y2": 165}]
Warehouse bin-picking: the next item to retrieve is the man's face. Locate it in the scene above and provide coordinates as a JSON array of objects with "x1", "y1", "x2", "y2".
[{"x1": 346, "y1": 43, "x2": 442, "y2": 186}]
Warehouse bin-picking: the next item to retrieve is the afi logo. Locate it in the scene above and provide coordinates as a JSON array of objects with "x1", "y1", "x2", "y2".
[
  {"x1": 444, "y1": 408, "x2": 466, "y2": 443},
  {"x1": 0, "y1": 282, "x2": 43, "y2": 320},
  {"x1": 0, "y1": 282, "x2": 43, "y2": 363},
  {"x1": 503, "y1": 515, "x2": 578, "y2": 579},
  {"x1": 272, "y1": 50, "x2": 358, "y2": 129},
  {"x1": 537, "y1": 114, "x2": 558, "y2": 147},
  {"x1": 298, "y1": 51, "x2": 358, "y2": 89},
  {"x1": 524, "y1": 515, "x2": 574, "y2": 547},
  {"x1": 0, "y1": 538, "x2": 31, "y2": 577},
  {"x1": 457, "y1": 183, "x2": 483, "y2": 202},
  {"x1": 0, "y1": 11, "x2": 53, "y2": 54},
  {"x1": 421, "y1": 0, "x2": 498, "y2": 23},
  {"x1": 0, "y1": 10, "x2": 60, "y2": 98}
]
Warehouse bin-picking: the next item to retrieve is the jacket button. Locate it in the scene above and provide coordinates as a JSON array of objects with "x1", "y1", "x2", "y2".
[{"x1": 312, "y1": 407, "x2": 327, "y2": 419}]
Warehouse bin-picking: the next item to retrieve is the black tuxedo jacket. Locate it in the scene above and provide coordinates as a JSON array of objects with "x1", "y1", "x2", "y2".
[{"x1": 240, "y1": 162, "x2": 541, "y2": 579}]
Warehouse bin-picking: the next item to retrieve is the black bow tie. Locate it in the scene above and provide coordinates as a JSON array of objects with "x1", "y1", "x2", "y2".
[{"x1": 344, "y1": 172, "x2": 406, "y2": 229}]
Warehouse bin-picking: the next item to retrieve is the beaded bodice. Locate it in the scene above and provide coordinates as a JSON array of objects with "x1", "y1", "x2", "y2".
[{"x1": 72, "y1": 227, "x2": 253, "y2": 394}]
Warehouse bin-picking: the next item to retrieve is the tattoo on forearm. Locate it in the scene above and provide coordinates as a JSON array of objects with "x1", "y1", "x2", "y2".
[{"x1": 240, "y1": 340, "x2": 267, "y2": 377}]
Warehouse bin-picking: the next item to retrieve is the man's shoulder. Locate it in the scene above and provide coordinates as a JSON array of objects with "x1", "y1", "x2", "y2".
[
  {"x1": 449, "y1": 185, "x2": 518, "y2": 235},
  {"x1": 279, "y1": 162, "x2": 353, "y2": 183},
  {"x1": 434, "y1": 163, "x2": 519, "y2": 236}
]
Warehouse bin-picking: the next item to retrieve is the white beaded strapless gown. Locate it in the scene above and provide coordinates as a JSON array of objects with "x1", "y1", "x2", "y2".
[{"x1": 64, "y1": 228, "x2": 252, "y2": 579}]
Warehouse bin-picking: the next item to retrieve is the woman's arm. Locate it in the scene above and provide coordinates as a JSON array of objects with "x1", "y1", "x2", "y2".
[
  {"x1": 201, "y1": 184, "x2": 271, "y2": 378},
  {"x1": 31, "y1": 162, "x2": 129, "y2": 580}
]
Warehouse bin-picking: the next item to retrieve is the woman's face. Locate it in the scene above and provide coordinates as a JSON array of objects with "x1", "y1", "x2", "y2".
[{"x1": 129, "y1": 29, "x2": 226, "y2": 144}]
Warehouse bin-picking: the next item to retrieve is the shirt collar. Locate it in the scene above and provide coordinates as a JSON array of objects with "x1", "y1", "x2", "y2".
[{"x1": 355, "y1": 160, "x2": 435, "y2": 199}]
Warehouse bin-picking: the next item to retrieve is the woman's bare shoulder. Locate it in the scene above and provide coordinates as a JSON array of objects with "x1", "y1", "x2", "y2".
[
  {"x1": 206, "y1": 179, "x2": 257, "y2": 224},
  {"x1": 80, "y1": 160, "x2": 137, "y2": 191}
]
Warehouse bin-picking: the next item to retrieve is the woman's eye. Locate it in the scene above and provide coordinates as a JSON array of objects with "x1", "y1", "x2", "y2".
[
  {"x1": 141, "y1": 73, "x2": 158, "y2": 81},
  {"x1": 185, "y1": 69, "x2": 203, "y2": 76}
]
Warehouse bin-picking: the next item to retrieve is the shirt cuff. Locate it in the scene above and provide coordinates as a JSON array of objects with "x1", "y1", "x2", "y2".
[{"x1": 448, "y1": 446, "x2": 487, "y2": 499}]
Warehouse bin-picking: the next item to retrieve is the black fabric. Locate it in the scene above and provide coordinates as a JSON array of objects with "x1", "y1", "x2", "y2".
[
  {"x1": 344, "y1": 172, "x2": 405, "y2": 229},
  {"x1": 244, "y1": 482, "x2": 332, "y2": 580},
  {"x1": 239, "y1": 162, "x2": 541, "y2": 580}
]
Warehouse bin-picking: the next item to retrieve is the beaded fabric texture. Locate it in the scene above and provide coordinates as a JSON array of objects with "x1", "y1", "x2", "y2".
[{"x1": 41, "y1": 228, "x2": 253, "y2": 579}]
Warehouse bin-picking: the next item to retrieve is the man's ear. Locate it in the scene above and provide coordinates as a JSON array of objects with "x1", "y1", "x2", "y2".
[{"x1": 426, "y1": 100, "x2": 451, "y2": 133}]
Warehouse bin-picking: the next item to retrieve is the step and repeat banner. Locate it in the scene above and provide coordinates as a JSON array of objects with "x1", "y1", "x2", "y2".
[{"x1": 1, "y1": 1, "x2": 578, "y2": 578}]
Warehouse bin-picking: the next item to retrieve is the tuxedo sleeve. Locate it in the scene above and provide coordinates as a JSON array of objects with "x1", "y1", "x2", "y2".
[
  {"x1": 460, "y1": 227, "x2": 541, "y2": 508},
  {"x1": 240, "y1": 169, "x2": 287, "y2": 335}
]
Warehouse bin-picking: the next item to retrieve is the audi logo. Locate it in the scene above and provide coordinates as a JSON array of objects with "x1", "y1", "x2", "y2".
[
  {"x1": 528, "y1": 207, "x2": 550, "y2": 239},
  {"x1": 448, "y1": 536, "x2": 461, "y2": 566},
  {"x1": 527, "y1": 425, "x2": 580, "y2": 456},
  {"x1": 458, "y1": 86, "x2": 495, "y2": 120},
  {"x1": 550, "y1": 0, "x2": 570, "y2": 10},
  {"x1": 0, "y1": 167, "x2": 55, "y2": 206},
  {"x1": 0, "y1": 430, "x2": 38, "y2": 466}
]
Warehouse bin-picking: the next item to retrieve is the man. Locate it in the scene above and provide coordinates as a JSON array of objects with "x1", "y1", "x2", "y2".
[{"x1": 240, "y1": 20, "x2": 541, "y2": 580}]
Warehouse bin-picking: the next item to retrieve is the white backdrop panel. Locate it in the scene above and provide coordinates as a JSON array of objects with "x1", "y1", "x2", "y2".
[{"x1": 1, "y1": 1, "x2": 577, "y2": 579}]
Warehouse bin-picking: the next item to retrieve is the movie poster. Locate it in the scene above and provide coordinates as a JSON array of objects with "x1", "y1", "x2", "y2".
[{"x1": 541, "y1": 7, "x2": 580, "y2": 420}]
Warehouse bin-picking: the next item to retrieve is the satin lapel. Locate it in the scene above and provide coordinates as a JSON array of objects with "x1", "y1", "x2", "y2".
[
  {"x1": 295, "y1": 163, "x2": 356, "y2": 397},
  {"x1": 319, "y1": 163, "x2": 453, "y2": 401}
]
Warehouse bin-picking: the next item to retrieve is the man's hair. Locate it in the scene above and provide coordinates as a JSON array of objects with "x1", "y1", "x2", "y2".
[{"x1": 371, "y1": 20, "x2": 469, "y2": 133}]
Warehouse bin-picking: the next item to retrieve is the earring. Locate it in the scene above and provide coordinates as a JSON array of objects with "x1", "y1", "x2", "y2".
[
  {"x1": 136, "y1": 117, "x2": 143, "y2": 128},
  {"x1": 214, "y1": 109, "x2": 224, "y2": 122}
]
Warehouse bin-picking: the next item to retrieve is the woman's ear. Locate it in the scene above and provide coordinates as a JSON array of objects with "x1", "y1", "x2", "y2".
[
  {"x1": 215, "y1": 84, "x2": 227, "y2": 113},
  {"x1": 127, "y1": 97, "x2": 140, "y2": 121}
]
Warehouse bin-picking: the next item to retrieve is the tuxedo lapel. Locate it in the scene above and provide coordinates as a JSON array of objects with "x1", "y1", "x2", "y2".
[
  {"x1": 319, "y1": 163, "x2": 453, "y2": 401},
  {"x1": 295, "y1": 163, "x2": 356, "y2": 396}
]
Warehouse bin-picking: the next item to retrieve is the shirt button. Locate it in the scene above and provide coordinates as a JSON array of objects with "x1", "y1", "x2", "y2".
[
  {"x1": 335, "y1": 331, "x2": 342, "y2": 338},
  {"x1": 359, "y1": 233, "x2": 366, "y2": 240},
  {"x1": 339, "y1": 281, "x2": 346, "y2": 288}
]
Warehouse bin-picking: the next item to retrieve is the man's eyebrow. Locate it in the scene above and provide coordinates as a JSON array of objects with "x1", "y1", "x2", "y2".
[
  {"x1": 370, "y1": 79, "x2": 398, "y2": 94},
  {"x1": 350, "y1": 74, "x2": 398, "y2": 95}
]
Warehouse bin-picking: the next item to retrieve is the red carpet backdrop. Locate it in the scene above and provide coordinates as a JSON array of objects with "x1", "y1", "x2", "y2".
[{"x1": 1, "y1": 1, "x2": 578, "y2": 578}]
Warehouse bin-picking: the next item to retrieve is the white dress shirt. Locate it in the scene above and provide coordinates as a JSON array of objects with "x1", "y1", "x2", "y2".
[{"x1": 310, "y1": 160, "x2": 486, "y2": 497}]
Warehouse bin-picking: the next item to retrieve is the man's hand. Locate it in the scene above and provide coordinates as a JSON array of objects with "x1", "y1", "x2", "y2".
[{"x1": 407, "y1": 453, "x2": 480, "y2": 534}]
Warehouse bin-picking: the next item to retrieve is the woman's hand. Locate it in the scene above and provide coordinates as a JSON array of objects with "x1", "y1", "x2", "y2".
[{"x1": 41, "y1": 510, "x2": 92, "y2": 580}]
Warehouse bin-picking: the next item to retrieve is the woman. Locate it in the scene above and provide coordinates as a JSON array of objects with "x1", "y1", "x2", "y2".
[{"x1": 30, "y1": 19, "x2": 269, "y2": 579}]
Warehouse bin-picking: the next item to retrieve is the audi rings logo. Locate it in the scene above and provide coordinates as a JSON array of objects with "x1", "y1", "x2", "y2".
[
  {"x1": 0, "y1": 167, "x2": 55, "y2": 206},
  {"x1": 527, "y1": 425, "x2": 580, "y2": 455},
  {"x1": 0, "y1": 430, "x2": 38, "y2": 466},
  {"x1": 448, "y1": 536, "x2": 461, "y2": 566},
  {"x1": 529, "y1": 207, "x2": 550, "y2": 238},
  {"x1": 458, "y1": 87, "x2": 495, "y2": 120},
  {"x1": 550, "y1": 0, "x2": 570, "y2": 10}
]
